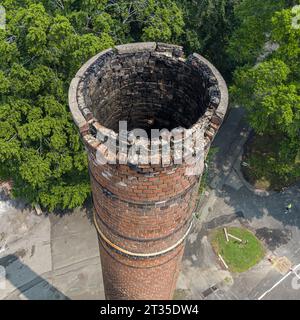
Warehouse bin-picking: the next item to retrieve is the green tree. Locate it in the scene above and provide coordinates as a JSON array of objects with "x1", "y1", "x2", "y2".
[
  {"x1": 227, "y1": 0, "x2": 286, "y2": 66},
  {"x1": 105, "y1": 0, "x2": 184, "y2": 43},
  {"x1": 227, "y1": 0, "x2": 299, "y2": 66},
  {"x1": 177, "y1": 0, "x2": 240, "y2": 79},
  {"x1": 231, "y1": 3, "x2": 300, "y2": 183},
  {"x1": 0, "y1": 0, "x2": 184, "y2": 211}
]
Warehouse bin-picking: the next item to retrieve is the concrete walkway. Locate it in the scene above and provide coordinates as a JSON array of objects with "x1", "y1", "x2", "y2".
[
  {"x1": 0, "y1": 106, "x2": 299, "y2": 300},
  {"x1": 0, "y1": 200, "x2": 104, "y2": 300}
]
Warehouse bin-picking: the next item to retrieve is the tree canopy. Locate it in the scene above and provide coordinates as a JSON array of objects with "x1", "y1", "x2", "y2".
[
  {"x1": 0, "y1": 0, "x2": 184, "y2": 211},
  {"x1": 230, "y1": 1, "x2": 300, "y2": 180},
  {"x1": 177, "y1": 0, "x2": 240, "y2": 79},
  {"x1": 0, "y1": 0, "x2": 299, "y2": 210}
]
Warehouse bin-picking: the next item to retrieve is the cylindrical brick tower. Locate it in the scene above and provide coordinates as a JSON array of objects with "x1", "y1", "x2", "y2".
[{"x1": 69, "y1": 43, "x2": 228, "y2": 300}]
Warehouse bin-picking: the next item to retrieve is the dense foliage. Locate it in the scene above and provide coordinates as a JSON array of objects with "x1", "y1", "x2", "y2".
[
  {"x1": 177, "y1": 0, "x2": 240, "y2": 79},
  {"x1": 0, "y1": 0, "x2": 299, "y2": 210},
  {"x1": 0, "y1": 0, "x2": 184, "y2": 210},
  {"x1": 230, "y1": 0, "x2": 300, "y2": 182}
]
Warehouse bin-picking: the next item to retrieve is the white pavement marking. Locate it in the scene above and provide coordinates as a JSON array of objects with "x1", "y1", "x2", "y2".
[
  {"x1": 292, "y1": 269, "x2": 300, "y2": 280},
  {"x1": 258, "y1": 263, "x2": 300, "y2": 300}
]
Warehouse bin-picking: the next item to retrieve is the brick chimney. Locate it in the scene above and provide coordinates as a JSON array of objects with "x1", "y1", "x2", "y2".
[{"x1": 68, "y1": 43, "x2": 228, "y2": 300}]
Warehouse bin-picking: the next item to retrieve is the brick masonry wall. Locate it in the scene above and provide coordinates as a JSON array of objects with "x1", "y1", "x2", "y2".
[
  {"x1": 99, "y1": 236, "x2": 185, "y2": 300},
  {"x1": 68, "y1": 42, "x2": 228, "y2": 300}
]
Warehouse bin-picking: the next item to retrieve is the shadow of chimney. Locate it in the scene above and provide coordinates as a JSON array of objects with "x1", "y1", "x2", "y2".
[{"x1": 0, "y1": 254, "x2": 69, "y2": 300}]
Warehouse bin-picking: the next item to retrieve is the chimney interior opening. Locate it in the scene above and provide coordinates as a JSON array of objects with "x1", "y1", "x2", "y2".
[{"x1": 83, "y1": 52, "x2": 211, "y2": 133}]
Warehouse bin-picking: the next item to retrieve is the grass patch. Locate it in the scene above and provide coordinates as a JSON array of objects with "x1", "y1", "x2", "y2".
[
  {"x1": 211, "y1": 227, "x2": 265, "y2": 273},
  {"x1": 242, "y1": 134, "x2": 300, "y2": 191},
  {"x1": 173, "y1": 289, "x2": 191, "y2": 300}
]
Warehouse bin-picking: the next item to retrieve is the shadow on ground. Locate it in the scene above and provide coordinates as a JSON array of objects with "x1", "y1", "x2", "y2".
[
  {"x1": 0, "y1": 191, "x2": 29, "y2": 213},
  {"x1": 207, "y1": 104, "x2": 300, "y2": 237},
  {"x1": 0, "y1": 255, "x2": 69, "y2": 300},
  {"x1": 216, "y1": 181, "x2": 300, "y2": 230},
  {"x1": 50, "y1": 197, "x2": 94, "y2": 225}
]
